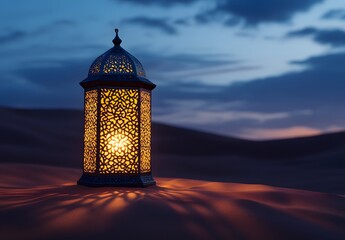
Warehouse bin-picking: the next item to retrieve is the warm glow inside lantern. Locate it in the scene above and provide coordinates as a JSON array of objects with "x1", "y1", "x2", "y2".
[{"x1": 78, "y1": 29, "x2": 156, "y2": 187}]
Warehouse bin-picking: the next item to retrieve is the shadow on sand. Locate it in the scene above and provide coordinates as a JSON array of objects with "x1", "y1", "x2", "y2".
[{"x1": 1, "y1": 173, "x2": 344, "y2": 240}]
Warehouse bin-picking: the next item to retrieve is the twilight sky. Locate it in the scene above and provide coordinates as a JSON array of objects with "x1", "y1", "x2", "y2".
[{"x1": 1, "y1": 0, "x2": 345, "y2": 139}]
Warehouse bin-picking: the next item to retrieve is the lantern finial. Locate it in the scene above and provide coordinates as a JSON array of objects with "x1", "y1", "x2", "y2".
[
  {"x1": 79, "y1": 27, "x2": 156, "y2": 187},
  {"x1": 112, "y1": 28, "x2": 122, "y2": 46}
]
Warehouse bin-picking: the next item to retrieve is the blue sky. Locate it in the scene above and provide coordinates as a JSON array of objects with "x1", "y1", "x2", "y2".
[{"x1": 1, "y1": 0, "x2": 345, "y2": 139}]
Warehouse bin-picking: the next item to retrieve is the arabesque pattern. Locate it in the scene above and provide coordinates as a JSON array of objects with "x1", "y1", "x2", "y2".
[
  {"x1": 99, "y1": 88, "x2": 139, "y2": 174},
  {"x1": 140, "y1": 90, "x2": 151, "y2": 173},
  {"x1": 103, "y1": 55, "x2": 134, "y2": 74},
  {"x1": 132, "y1": 57, "x2": 146, "y2": 77},
  {"x1": 89, "y1": 55, "x2": 104, "y2": 74},
  {"x1": 83, "y1": 90, "x2": 98, "y2": 173}
]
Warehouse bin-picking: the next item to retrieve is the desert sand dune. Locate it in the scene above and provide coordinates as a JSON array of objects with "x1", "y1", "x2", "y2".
[
  {"x1": 0, "y1": 109, "x2": 345, "y2": 239},
  {"x1": 0, "y1": 108, "x2": 344, "y2": 194},
  {"x1": 0, "y1": 164, "x2": 344, "y2": 240}
]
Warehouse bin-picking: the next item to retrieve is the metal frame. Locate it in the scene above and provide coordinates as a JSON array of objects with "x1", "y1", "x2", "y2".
[
  {"x1": 78, "y1": 83, "x2": 155, "y2": 187},
  {"x1": 78, "y1": 30, "x2": 156, "y2": 187}
]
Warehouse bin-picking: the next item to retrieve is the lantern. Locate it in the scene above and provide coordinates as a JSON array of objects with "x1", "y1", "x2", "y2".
[{"x1": 78, "y1": 29, "x2": 156, "y2": 187}]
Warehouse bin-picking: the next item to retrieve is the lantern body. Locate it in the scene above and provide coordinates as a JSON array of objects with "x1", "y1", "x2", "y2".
[{"x1": 78, "y1": 30, "x2": 155, "y2": 187}]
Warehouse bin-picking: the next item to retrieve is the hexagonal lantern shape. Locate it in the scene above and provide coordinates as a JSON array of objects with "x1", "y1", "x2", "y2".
[{"x1": 78, "y1": 29, "x2": 156, "y2": 187}]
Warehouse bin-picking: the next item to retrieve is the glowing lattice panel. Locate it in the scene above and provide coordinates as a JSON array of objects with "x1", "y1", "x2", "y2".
[
  {"x1": 89, "y1": 54, "x2": 104, "y2": 74},
  {"x1": 99, "y1": 88, "x2": 139, "y2": 174},
  {"x1": 140, "y1": 90, "x2": 151, "y2": 173},
  {"x1": 132, "y1": 57, "x2": 146, "y2": 77},
  {"x1": 103, "y1": 55, "x2": 134, "y2": 74},
  {"x1": 83, "y1": 90, "x2": 98, "y2": 173}
]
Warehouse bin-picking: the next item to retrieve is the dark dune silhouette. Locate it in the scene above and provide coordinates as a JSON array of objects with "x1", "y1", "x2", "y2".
[{"x1": 0, "y1": 108, "x2": 344, "y2": 193}]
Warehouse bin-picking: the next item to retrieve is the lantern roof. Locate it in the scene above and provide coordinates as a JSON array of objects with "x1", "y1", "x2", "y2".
[{"x1": 80, "y1": 29, "x2": 155, "y2": 90}]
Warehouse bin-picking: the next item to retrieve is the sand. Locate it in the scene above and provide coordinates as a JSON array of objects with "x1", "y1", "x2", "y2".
[{"x1": 0, "y1": 164, "x2": 344, "y2": 240}]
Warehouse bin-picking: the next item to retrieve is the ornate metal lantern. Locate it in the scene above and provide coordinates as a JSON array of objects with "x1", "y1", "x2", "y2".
[{"x1": 78, "y1": 29, "x2": 156, "y2": 187}]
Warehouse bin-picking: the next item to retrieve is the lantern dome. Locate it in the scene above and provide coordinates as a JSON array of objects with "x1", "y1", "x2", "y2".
[
  {"x1": 81, "y1": 29, "x2": 155, "y2": 90},
  {"x1": 78, "y1": 28, "x2": 156, "y2": 187}
]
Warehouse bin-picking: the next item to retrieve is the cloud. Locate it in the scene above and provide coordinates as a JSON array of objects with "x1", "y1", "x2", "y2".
[
  {"x1": 2, "y1": 47, "x2": 345, "y2": 139},
  {"x1": 154, "y1": 99, "x2": 300, "y2": 125},
  {"x1": 287, "y1": 27, "x2": 345, "y2": 47},
  {"x1": 195, "y1": 0, "x2": 324, "y2": 26},
  {"x1": 115, "y1": 0, "x2": 198, "y2": 7},
  {"x1": 286, "y1": 27, "x2": 318, "y2": 36},
  {"x1": 133, "y1": 51, "x2": 244, "y2": 84},
  {"x1": 158, "y1": 52, "x2": 345, "y2": 110},
  {"x1": 174, "y1": 18, "x2": 190, "y2": 26},
  {"x1": 2, "y1": 49, "x2": 240, "y2": 108},
  {"x1": 155, "y1": 109, "x2": 304, "y2": 125},
  {"x1": 0, "y1": 31, "x2": 27, "y2": 44},
  {"x1": 0, "y1": 58, "x2": 90, "y2": 108},
  {"x1": 14, "y1": 59, "x2": 90, "y2": 89},
  {"x1": 240, "y1": 126, "x2": 342, "y2": 140},
  {"x1": 140, "y1": 52, "x2": 237, "y2": 72},
  {"x1": 36, "y1": 20, "x2": 76, "y2": 34},
  {"x1": 122, "y1": 17, "x2": 177, "y2": 35},
  {"x1": 153, "y1": 51, "x2": 345, "y2": 138},
  {"x1": 0, "y1": 20, "x2": 75, "y2": 45},
  {"x1": 322, "y1": 9, "x2": 345, "y2": 20},
  {"x1": 217, "y1": 52, "x2": 345, "y2": 112}
]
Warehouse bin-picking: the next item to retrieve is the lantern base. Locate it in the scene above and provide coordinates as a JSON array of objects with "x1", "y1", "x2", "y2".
[{"x1": 77, "y1": 173, "x2": 156, "y2": 187}]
